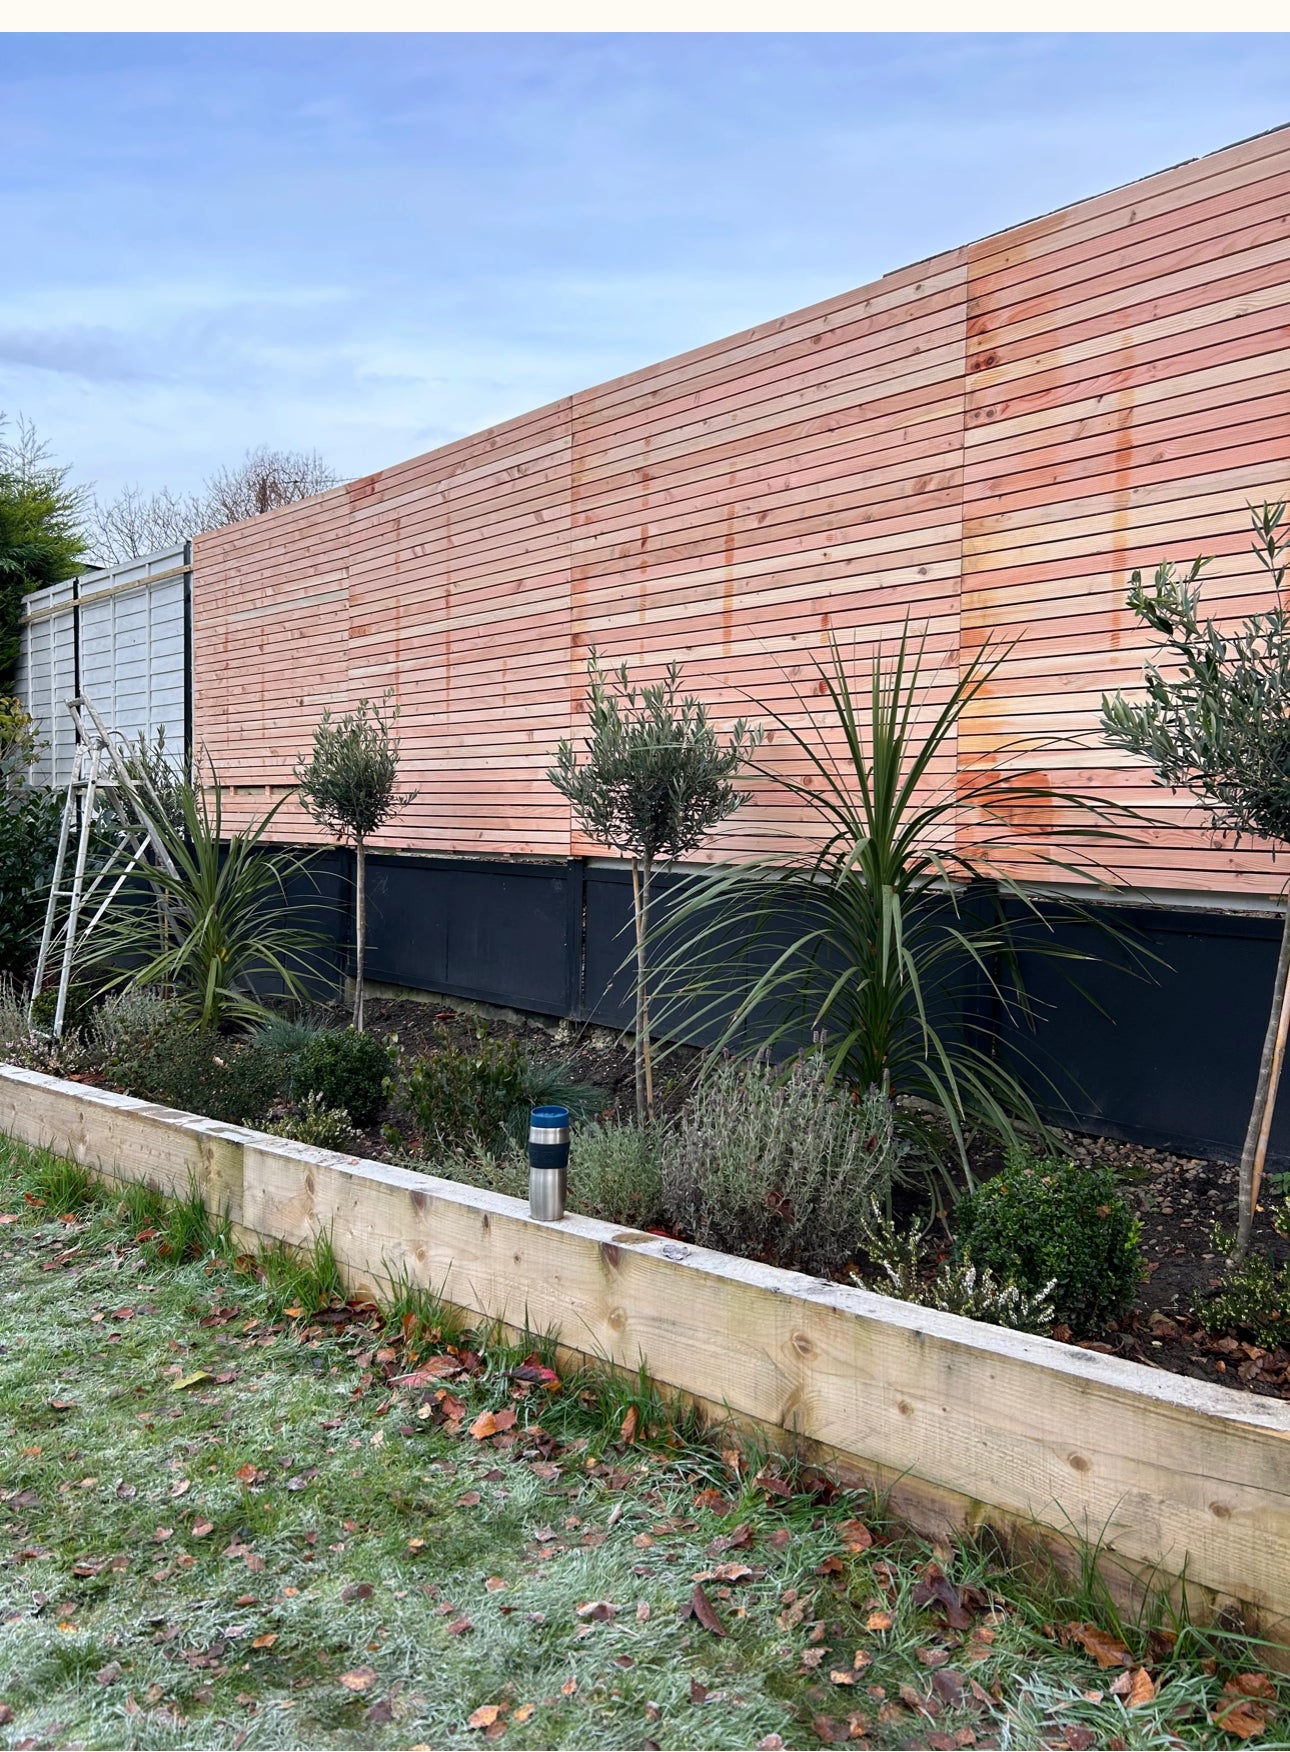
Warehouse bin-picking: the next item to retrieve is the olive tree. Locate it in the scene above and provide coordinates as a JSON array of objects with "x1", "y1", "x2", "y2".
[
  {"x1": 1101, "y1": 501, "x2": 1289, "y2": 1258},
  {"x1": 295, "y1": 694, "x2": 416, "y2": 1032},
  {"x1": 549, "y1": 656, "x2": 761, "y2": 1123}
]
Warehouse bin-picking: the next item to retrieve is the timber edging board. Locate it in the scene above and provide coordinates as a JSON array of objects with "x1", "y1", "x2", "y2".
[{"x1": 4, "y1": 1060, "x2": 1290, "y2": 1644}]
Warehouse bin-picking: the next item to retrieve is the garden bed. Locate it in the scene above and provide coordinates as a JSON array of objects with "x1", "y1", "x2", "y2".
[
  {"x1": 335, "y1": 994, "x2": 1290, "y2": 1404},
  {"x1": 3, "y1": 1058, "x2": 1290, "y2": 1661}
]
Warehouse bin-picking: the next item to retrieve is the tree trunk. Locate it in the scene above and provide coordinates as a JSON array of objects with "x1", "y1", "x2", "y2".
[
  {"x1": 1234, "y1": 898, "x2": 1290, "y2": 1260},
  {"x1": 353, "y1": 838, "x2": 366, "y2": 1033},
  {"x1": 630, "y1": 856, "x2": 654, "y2": 1126}
]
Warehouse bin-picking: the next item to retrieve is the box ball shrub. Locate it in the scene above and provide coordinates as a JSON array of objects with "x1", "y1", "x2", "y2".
[
  {"x1": 291, "y1": 1027, "x2": 392, "y2": 1128},
  {"x1": 952, "y1": 1156, "x2": 1141, "y2": 1333}
]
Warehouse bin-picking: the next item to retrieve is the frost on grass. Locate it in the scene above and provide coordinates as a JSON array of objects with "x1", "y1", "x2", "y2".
[{"x1": 0, "y1": 1136, "x2": 1284, "y2": 1750}]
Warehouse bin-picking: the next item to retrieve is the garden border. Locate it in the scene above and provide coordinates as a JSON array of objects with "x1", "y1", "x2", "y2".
[{"x1": 4, "y1": 1061, "x2": 1290, "y2": 1650}]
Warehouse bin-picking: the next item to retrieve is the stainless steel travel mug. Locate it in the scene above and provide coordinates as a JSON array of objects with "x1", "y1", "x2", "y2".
[{"x1": 528, "y1": 1104, "x2": 570, "y2": 1222}]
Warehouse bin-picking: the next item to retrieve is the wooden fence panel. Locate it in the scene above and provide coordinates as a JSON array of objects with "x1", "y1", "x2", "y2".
[{"x1": 192, "y1": 125, "x2": 1290, "y2": 897}]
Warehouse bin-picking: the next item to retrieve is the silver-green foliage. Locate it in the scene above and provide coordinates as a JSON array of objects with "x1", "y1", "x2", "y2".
[
  {"x1": 1101, "y1": 502, "x2": 1289, "y2": 1259},
  {"x1": 548, "y1": 655, "x2": 761, "y2": 1123},
  {"x1": 569, "y1": 1120, "x2": 662, "y2": 1228},
  {"x1": 853, "y1": 1200, "x2": 1057, "y2": 1334},
  {"x1": 659, "y1": 1056, "x2": 905, "y2": 1277},
  {"x1": 295, "y1": 692, "x2": 416, "y2": 1031}
]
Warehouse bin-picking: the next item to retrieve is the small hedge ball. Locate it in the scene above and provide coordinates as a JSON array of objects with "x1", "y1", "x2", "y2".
[
  {"x1": 952, "y1": 1156, "x2": 1142, "y2": 1334},
  {"x1": 290, "y1": 1028, "x2": 392, "y2": 1128}
]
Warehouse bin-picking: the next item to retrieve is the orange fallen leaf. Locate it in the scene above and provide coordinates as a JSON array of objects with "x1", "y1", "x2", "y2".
[
  {"x1": 620, "y1": 1405, "x2": 639, "y2": 1443},
  {"x1": 469, "y1": 1411, "x2": 498, "y2": 1440},
  {"x1": 837, "y1": 1518, "x2": 873, "y2": 1553},
  {"x1": 1127, "y1": 1668, "x2": 1155, "y2": 1708},
  {"x1": 485, "y1": 1576, "x2": 508, "y2": 1592},
  {"x1": 1212, "y1": 1702, "x2": 1268, "y2": 1740},
  {"x1": 1228, "y1": 1676, "x2": 1277, "y2": 1702},
  {"x1": 866, "y1": 1610, "x2": 894, "y2": 1633},
  {"x1": 340, "y1": 1667, "x2": 377, "y2": 1692},
  {"x1": 468, "y1": 1705, "x2": 501, "y2": 1729},
  {"x1": 512, "y1": 1703, "x2": 535, "y2": 1724},
  {"x1": 234, "y1": 1463, "x2": 259, "y2": 1485},
  {"x1": 829, "y1": 1670, "x2": 856, "y2": 1686},
  {"x1": 561, "y1": 1677, "x2": 577, "y2": 1697},
  {"x1": 1070, "y1": 1622, "x2": 1132, "y2": 1669},
  {"x1": 251, "y1": 1633, "x2": 277, "y2": 1650}
]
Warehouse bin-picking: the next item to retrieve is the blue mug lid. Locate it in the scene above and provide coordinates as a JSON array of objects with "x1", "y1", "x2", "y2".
[{"x1": 530, "y1": 1105, "x2": 570, "y2": 1126}]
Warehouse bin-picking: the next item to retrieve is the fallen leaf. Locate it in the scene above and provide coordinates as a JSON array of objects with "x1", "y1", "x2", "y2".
[
  {"x1": 690, "y1": 1678, "x2": 709, "y2": 1704},
  {"x1": 172, "y1": 1371, "x2": 212, "y2": 1392},
  {"x1": 866, "y1": 1610, "x2": 894, "y2": 1633},
  {"x1": 0, "y1": 1212, "x2": 19, "y2": 1224},
  {"x1": 468, "y1": 1705, "x2": 501, "y2": 1729},
  {"x1": 620, "y1": 1405, "x2": 639, "y2": 1442},
  {"x1": 561, "y1": 1677, "x2": 577, "y2": 1697},
  {"x1": 447, "y1": 1617, "x2": 473, "y2": 1635},
  {"x1": 233, "y1": 1464, "x2": 259, "y2": 1485},
  {"x1": 191, "y1": 1520, "x2": 214, "y2": 1539},
  {"x1": 485, "y1": 1576, "x2": 508, "y2": 1592},
  {"x1": 1127, "y1": 1668, "x2": 1155, "y2": 1708},
  {"x1": 341, "y1": 1583, "x2": 374, "y2": 1603},
  {"x1": 1070, "y1": 1622, "x2": 1132, "y2": 1669},
  {"x1": 512, "y1": 1703, "x2": 534, "y2": 1724},
  {"x1": 365, "y1": 1700, "x2": 394, "y2": 1726},
  {"x1": 152, "y1": 1527, "x2": 173, "y2": 1543},
  {"x1": 576, "y1": 1599, "x2": 617, "y2": 1622},
  {"x1": 687, "y1": 1583, "x2": 727, "y2": 1637},
  {"x1": 830, "y1": 1670, "x2": 856, "y2": 1686},
  {"x1": 251, "y1": 1633, "x2": 277, "y2": 1650},
  {"x1": 457, "y1": 1491, "x2": 482, "y2": 1508},
  {"x1": 95, "y1": 1663, "x2": 123, "y2": 1687},
  {"x1": 837, "y1": 1517, "x2": 874, "y2": 1552},
  {"x1": 469, "y1": 1411, "x2": 498, "y2": 1440},
  {"x1": 1227, "y1": 1675, "x2": 1278, "y2": 1701},
  {"x1": 339, "y1": 1667, "x2": 378, "y2": 1692},
  {"x1": 1211, "y1": 1702, "x2": 1268, "y2": 1740}
]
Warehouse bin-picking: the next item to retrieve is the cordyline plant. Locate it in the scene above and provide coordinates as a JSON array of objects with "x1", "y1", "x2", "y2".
[
  {"x1": 1101, "y1": 500, "x2": 1290, "y2": 1260},
  {"x1": 84, "y1": 766, "x2": 323, "y2": 1031},
  {"x1": 549, "y1": 655, "x2": 762, "y2": 1124},
  {"x1": 652, "y1": 624, "x2": 1135, "y2": 1179},
  {"x1": 295, "y1": 693, "x2": 416, "y2": 1032}
]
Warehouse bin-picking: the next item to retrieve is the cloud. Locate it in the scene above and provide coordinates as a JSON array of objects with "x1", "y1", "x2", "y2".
[{"x1": 0, "y1": 325, "x2": 158, "y2": 384}]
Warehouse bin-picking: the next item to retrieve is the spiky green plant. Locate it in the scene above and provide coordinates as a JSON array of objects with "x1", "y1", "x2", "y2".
[
  {"x1": 655, "y1": 624, "x2": 1133, "y2": 1173},
  {"x1": 83, "y1": 767, "x2": 325, "y2": 1030}
]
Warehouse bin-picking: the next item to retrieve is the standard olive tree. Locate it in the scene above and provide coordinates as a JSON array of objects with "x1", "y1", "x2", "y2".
[
  {"x1": 1102, "y1": 500, "x2": 1290, "y2": 1259},
  {"x1": 549, "y1": 655, "x2": 761, "y2": 1124},
  {"x1": 295, "y1": 694, "x2": 416, "y2": 1032}
]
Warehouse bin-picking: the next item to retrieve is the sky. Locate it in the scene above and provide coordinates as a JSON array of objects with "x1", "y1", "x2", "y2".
[{"x1": 2, "y1": 32, "x2": 1288, "y2": 507}]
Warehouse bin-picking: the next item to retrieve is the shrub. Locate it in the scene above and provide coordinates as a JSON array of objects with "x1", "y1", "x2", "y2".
[
  {"x1": 853, "y1": 1201, "x2": 1056, "y2": 1334},
  {"x1": 952, "y1": 1155, "x2": 1141, "y2": 1333},
  {"x1": 290, "y1": 1027, "x2": 392, "y2": 1127},
  {"x1": 29, "y1": 980, "x2": 101, "y2": 1034},
  {"x1": 404, "y1": 1033, "x2": 527, "y2": 1152},
  {"x1": 659, "y1": 1056, "x2": 906, "y2": 1278},
  {"x1": 569, "y1": 1121, "x2": 662, "y2": 1228},
  {"x1": 108, "y1": 1024, "x2": 289, "y2": 1126},
  {"x1": 265, "y1": 1092, "x2": 363, "y2": 1154},
  {"x1": 1194, "y1": 1253, "x2": 1290, "y2": 1349},
  {"x1": 0, "y1": 702, "x2": 61, "y2": 981}
]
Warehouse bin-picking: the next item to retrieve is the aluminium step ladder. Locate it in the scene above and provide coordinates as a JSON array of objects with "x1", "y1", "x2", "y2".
[{"x1": 28, "y1": 696, "x2": 181, "y2": 1038}]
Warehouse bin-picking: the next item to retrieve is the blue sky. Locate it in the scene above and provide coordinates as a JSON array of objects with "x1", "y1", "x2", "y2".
[{"x1": 2, "y1": 33, "x2": 1288, "y2": 504}]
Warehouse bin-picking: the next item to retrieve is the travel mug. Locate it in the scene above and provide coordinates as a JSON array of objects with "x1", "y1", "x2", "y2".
[{"x1": 528, "y1": 1104, "x2": 570, "y2": 1222}]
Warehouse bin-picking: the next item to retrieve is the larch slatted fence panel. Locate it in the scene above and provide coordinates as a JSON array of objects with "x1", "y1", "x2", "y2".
[{"x1": 192, "y1": 125, "x2": 1290, "y2": 897}]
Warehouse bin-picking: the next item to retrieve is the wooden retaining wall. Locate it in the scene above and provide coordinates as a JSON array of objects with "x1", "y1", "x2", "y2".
[
  {"x1": 192, "y1": 124, "x2": 1290, "y2": 898},
  {"x1": 5, "y1": 1060, "x2": 1290, "y2": 1646}
]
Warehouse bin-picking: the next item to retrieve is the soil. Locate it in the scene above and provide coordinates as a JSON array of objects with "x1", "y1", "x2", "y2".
[{"x1": 304, "y1": 993, "x2": 1290, "y2": 1403}]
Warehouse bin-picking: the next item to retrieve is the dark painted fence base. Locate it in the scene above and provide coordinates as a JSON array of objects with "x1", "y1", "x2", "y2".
[{"x1": 287, "y1": 849, "x2": 1281, "y2": 1166}]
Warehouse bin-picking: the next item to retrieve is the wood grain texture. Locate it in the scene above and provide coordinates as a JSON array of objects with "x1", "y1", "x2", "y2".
[
  {"x1": 5, "y1": 1060, "x2": 1289, "y2": 1646},
  {"x1": 192, "y1": 126, "x2": 1290, "y2": 894}
]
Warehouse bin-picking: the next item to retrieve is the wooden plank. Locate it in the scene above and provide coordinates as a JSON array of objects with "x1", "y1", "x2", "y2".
[{"x1": 4, "y1": 1060, "x2": 1289, "y2": 1647}]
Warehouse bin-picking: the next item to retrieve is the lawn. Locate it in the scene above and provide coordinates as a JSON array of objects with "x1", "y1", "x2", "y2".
[{"x1": 0, "y1": 1137, "x2": 1285, "y2": 1752}]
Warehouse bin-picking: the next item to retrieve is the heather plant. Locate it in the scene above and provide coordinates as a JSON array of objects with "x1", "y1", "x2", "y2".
[
  {"x1": 1102, "y1": 501, "x2": 1290, "y2": 1257},
  {"x1": 853, "y1": 1200, "x2": 1056, "y2": 1334},
  {"x1": 659, "y1": 1055, "x2": 905, "y2": 1277},
  {"x1": 549, "y1": 655, "x2": 761, "y2": 1123},
  {"x1": 265, "y1": 1092, "x2": 363, "y2": 1154},
  {"x1": 568, "y1": 1120, "x2": 662, "y2": 1228},
  {"x1": 295, "y1": 693, "x2": 416, "y2": 1031}
]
